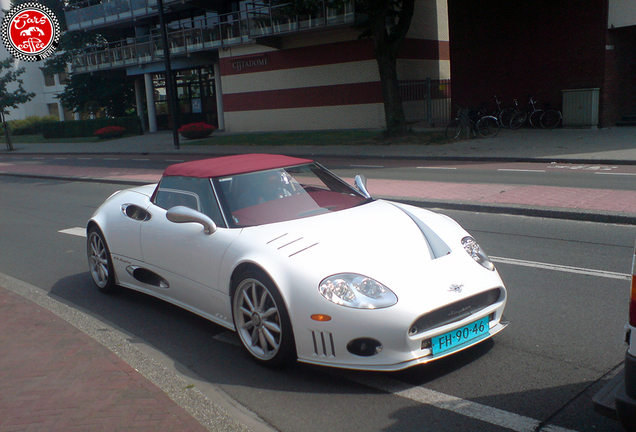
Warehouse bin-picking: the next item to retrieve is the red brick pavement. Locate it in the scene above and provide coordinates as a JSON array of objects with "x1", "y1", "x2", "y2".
[
  {"x1": 1, "y1": 161, "x2": 635, "y2": 216},
  {"x1": 0, "y1": 288, "x2": 208, "y2": 432},
  {"x1": 364, "y1": 178, "x2": 636, "y2": 215}
]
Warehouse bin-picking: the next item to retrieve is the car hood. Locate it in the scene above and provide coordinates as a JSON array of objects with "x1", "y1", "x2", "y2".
[
  {"x1": 233, "y1": 200, "x2": 477, "y2": 284},
  {"x1": 224, "y1": 199, "x2": 503, "y2": 313}
]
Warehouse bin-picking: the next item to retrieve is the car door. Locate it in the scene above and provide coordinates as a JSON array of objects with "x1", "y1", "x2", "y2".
[{"x1": 139, "y1": 176, "x2": 240, "y2": 319}]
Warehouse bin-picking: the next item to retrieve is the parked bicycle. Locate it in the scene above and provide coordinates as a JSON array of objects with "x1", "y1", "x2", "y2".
[
  {"x1": 445, "y1": 107, "x2": 499, "y2": 139},
  {"x1": 539, "y1": 107, "x2": 562, "y2": 128},
  {"x1": 492, "y1": 95, "x2": 517, "y2": 129},
  {"x1": 509, "y1": 96, "x2": 544, "y2": 129}
]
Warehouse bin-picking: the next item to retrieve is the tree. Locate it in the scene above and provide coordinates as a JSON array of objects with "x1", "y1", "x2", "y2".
[
  {"x1": 358, "y1": 0, "x2": 415, "y2": 137},
  {"x1": 39, "y1": 1, "x2": 136, "y2": 117},
  {"x1": 286, "y1": 0, "x2": 415, "y2": 136},
  {"x1": 0, "y1": 58, "x2": 35, "y2": 151},
  {"x1": 57, "y1": 72, "x2": 135, "y2": 118}
]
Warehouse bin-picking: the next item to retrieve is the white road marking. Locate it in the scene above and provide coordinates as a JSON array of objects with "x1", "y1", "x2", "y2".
[
  {"x1": 104, "y1": 157, "x2": 119, "y2": 161},
  {"x1": 595, "y1": 172, "x2": 636, "y2": 176},
  {"x1": 166, "y1": 159, "x2": 185, "y2": 162},
  {"x1": 58, "y1": 227, "x2": 86, "y2": 238},
  {"x1": 491, "y1": 256, "x2": 630, "y2": 280},
  {"x1": 210, "y1": 329, "x2": 577, "y2": 431},
  {"x1": 354, "y1": 375, "x2": 577, "y2": 432},
  {"x1": 549, "y1": 165, "x2": 617, "y2": 171},
  {"x1": 350, "y1": 164, "x2": 384, "y2": 168},
  {"x1": 497, "y1": 169, "x2": 546, "y2": 173},
  {"x1": 418, "y1": 166, "x2": 457, "y2": 170}
]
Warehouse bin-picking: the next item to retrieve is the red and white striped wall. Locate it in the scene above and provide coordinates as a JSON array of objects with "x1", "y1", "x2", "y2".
[{"x1": 218, "y1": 0, "x2": 450, "y2": 132}]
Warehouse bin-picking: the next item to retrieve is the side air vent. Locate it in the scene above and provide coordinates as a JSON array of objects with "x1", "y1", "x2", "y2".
[
  {"x1": 126, "y1": 266, "x2": 169, "y2": 288},
  {"x1": 121, "y1": 204, "x2": 151, "y2": 221}
]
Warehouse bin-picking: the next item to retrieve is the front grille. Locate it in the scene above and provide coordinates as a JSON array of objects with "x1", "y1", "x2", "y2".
[
  {"x1": 409, "y1": 288, "x2": 504, "y2": 336},
  {"x1": 311, "y1": 330, "x2": 336, "y2": 357}
]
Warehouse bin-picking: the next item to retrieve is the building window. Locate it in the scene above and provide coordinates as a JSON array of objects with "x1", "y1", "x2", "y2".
[
  {"x1": 43, "y1": 72, "x2": 55, "y2": 87},
  {"x1": 47, "y1": 103, "x2": 59, "y2": 119}
]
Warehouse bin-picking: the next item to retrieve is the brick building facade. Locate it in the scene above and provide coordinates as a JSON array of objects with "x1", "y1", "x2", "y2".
[{"x1": 447, "y1": 0, "x2": 636, "y2": 127}]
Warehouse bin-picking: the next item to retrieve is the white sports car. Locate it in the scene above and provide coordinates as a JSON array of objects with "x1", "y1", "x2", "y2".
[{"x1": 87, "y1": 154, "x2": 508, "y2": 371}]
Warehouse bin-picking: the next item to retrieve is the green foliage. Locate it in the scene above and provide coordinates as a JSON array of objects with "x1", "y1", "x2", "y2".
[
  {"x1": 41, "y1": 116, "x2": 142, "y2": 139},
  {"x1": 0, "y1": 56, "x2": 36, "y2": 150},
  {"x1": 0, "y1": 58, "x2": 35, "y2": 116},
  {"x1": 37, "y1": 0, "x2": 131, "y2": 115},
  {"x1": 56, "y1": 73, "x2": 135, "y2": 118},
  {"x1": 0, "y1": 115, "x2": 58, "y2": 135}
]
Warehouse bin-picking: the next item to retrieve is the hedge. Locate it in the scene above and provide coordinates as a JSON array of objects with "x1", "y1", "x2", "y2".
[
  {"x1": 41, "y1": 116, "x2": 143, "y2": 139},
  {"x1": 1, "y1": 115, "x2": 58, "y2": 135}
]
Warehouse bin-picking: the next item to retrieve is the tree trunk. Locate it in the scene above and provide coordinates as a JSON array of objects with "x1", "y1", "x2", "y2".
[
  {"x1": 374, "y1": 47, "x2": 407, "y2": 137},
  {"x1": 1, "y1": 113, "x2": 13, "y2": 151},
  {"x1": 367, "y1": 0, "x2": 414, "y2": 137}
]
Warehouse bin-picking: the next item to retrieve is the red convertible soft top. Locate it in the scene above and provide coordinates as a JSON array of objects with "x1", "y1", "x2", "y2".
[{"x1": 162, "y1": 154, "x2": 313, "y2": 178}]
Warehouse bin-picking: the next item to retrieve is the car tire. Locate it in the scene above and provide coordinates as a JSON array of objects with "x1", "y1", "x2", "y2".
[
  {"x1": 87, "y1": 226, "x2": 118, "y2": 294},
  {"x1": 232, "y1": 270, "x2": 296, "y2": 366}
]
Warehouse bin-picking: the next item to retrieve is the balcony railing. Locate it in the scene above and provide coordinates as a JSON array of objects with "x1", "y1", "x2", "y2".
[
  {"x1": 70, "y1": 2, "x2": 355, "y2": 74},
  {"x1": 65, "y1": 0, "x2": 183, "y2": 31},
  {"x1": 246, "y1": 2, "x2": 355, "y2": 37}
]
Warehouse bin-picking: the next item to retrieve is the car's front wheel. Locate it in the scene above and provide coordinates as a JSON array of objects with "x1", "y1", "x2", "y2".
[
  {"x1": 87, "y1": 226, "x2": 117, "y2": 293},
  {"x1": 232, "y1": 270, "x2": 296, "y2": 366}
]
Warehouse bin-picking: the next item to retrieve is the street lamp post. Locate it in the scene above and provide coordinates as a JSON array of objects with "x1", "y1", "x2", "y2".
[{"x1": 156, "y1": 0, "x2": 180, "y2": 150}]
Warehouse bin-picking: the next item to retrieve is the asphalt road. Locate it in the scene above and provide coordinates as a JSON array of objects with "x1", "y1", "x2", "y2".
[{"x1": 1, "y1": 175, "x2": 634, "y2": 432}]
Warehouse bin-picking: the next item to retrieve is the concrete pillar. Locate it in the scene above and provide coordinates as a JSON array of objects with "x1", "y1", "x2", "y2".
[
  {"x1": 134, "y1": 77, "x2": 149, "y2": 131},
  {"x1": 144, "y1": 73, "x2": 157, "y2": 133},
  {"x1": 57, "y1": 103, "x2": 66, "y2": 121},
  {"x1": 213, "y1": 62, "x2": 225, "y2": 131}
]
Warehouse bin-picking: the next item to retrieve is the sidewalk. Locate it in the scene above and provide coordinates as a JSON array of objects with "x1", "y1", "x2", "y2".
[
  {"x1": 0, "y1": 126, "x2": 635, "y2": 431},
  {"x1": 0, "y1": 273, "x2": 257, "y2": 432},
  {"x1": 0, "y1": 286, "x2": 211, "y2": 432},
  {"x1": 4, "y1": 126, "x2": 636, "y2": 162}
]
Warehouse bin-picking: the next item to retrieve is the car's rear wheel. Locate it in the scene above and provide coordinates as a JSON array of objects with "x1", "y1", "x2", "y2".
[
  {"x1": 87, "y1": 226, "x2": 117, "y2": 293},
  {"x1": 232, "y1": 270, "x2": 295, "y2": 366}
]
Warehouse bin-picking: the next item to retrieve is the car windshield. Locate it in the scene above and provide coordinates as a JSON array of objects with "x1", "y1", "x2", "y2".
[{"x1": 213, "y1": 163, "x2": 370, "y2": 228}]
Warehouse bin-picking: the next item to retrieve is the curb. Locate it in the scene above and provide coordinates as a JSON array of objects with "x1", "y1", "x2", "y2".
[
  {"x1": 3, "y1": 149, "x2": 636, "y2": 165},
  {"x1": 0, "y1": 272, "x2": 276, "y2": 432},
  {"x1": 391, "y1": 197, "x2": 636, "y2": 226},
  {"x1": 4, "y1": 171, "x2": 635, "y2": 226}
]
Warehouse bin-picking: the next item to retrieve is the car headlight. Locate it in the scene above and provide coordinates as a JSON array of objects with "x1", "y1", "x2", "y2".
[
  {"x1": 319, "y1": 274, "x2": 397, "y2": 309},
  {"x1": 462, "y1": 236, "x2": 495, "y2": 271}
]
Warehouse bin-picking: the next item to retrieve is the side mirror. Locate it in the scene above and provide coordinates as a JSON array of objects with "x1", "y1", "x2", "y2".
[
  {"x1": 354, "y1": 174, "x2": 371, "y2": 199},
  {"x1": 166, "y1": 206, "x2": 217, "y2": 235}
]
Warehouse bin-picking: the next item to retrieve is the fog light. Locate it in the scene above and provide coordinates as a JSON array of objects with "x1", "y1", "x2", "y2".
[{"x1": 346, "y1": 338, "x2": 383, "y2": 357}]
